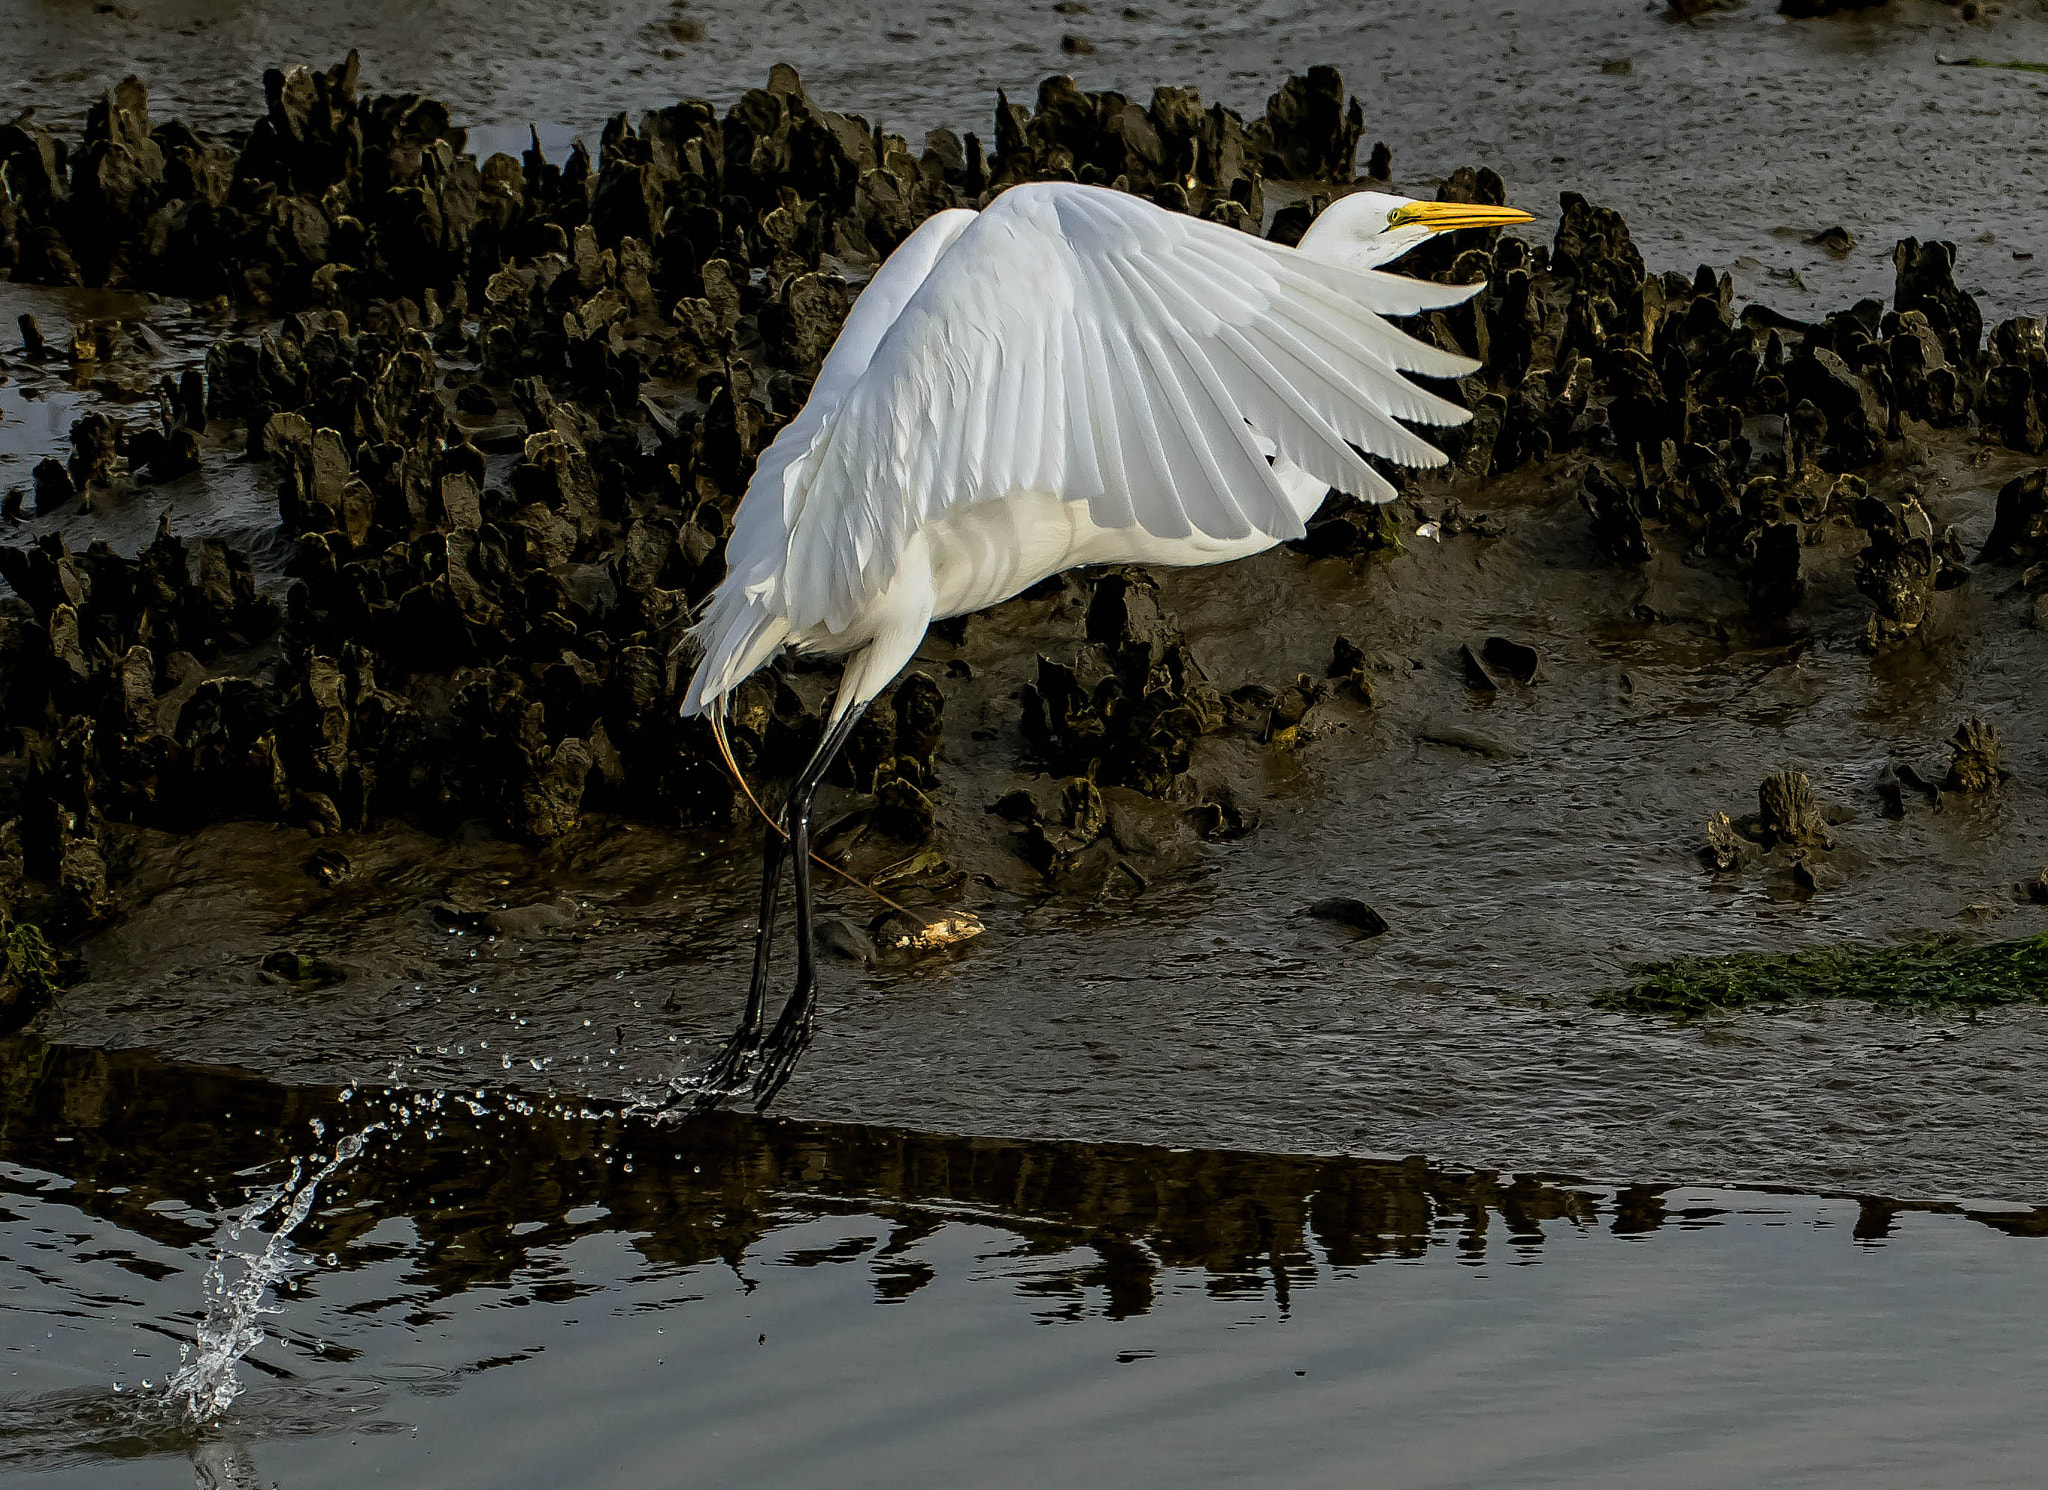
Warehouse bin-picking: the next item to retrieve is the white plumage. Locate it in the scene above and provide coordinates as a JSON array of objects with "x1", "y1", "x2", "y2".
[
  {"x1": 674, "y1": 179, "x2": 1531, "y2": 1110},
  {"x1": 683, "y1": 182, "x2": 1523, "y2": 730}
]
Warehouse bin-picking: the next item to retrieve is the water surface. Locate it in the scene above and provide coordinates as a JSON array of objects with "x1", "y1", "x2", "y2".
[{"x1": 5, "y1": 1038, "x2": 2046, "y2": 1489}]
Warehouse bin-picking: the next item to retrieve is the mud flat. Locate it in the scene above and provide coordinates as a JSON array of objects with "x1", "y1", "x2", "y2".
[{"x1": 0, "y1": 35, "x2": 2045, "y2": 1198}]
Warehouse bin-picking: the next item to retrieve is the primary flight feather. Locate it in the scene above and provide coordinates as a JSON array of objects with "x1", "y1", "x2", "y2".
[{"x1": 673, "y1": 179, "x2": 1532, "y2": 1109}]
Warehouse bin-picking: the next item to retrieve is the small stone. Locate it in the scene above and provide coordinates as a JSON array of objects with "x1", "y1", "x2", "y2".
[
  {"x1": 486, "y1": 897, "x2": 580, "y2": 939},
  {"x1": 1703, "y1": 811, "x2": 1751, "y2": 872},
  {"x1": 1461, "y1": 642, "x2": 1500, "y2": 693},
  {"x1": 1790, "y1": 856, "x2": 1841, "y2": 894},
  {"x1": 1328, "y1": 636, "x2": 1375, "y2": 704},
  {"x1": 1419, "y1": 720, "x2": 1522, "y2": 759},
  {"x1": 304, "y1": 847, "x2": 355, "y2": 886},
  {"x1": 1758, "y1": 769, "x2": 1831, "y2": 851},
  {"x1": 816, "y1": 917, "x2": 875, "y2": 963},
  {"x1": 31, "y1": 458, "x2": 75, "y2": 514},
  {"x1": 1307, "y1": 897, "x2": 1389, "y2": 936},
  {"x1": 1480, "y1": 635, "x2": 1542, "y2": 684},
  {"x1": 1803, "y1": 225, "x2": 1855, "y2": 256},
  {"x1": 259, "y1": 950, "x2": 346, "y2": 987}
]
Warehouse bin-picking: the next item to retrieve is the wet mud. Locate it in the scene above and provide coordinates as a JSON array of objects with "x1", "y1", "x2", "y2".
[{"x1": 0, "y1": 14, "x2": 2045, "y2": 1210}]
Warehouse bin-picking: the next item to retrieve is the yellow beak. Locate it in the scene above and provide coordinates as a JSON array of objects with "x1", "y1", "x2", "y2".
[{"x1": 1388, "y1": 201, "x2": 1535, "y2": 234}]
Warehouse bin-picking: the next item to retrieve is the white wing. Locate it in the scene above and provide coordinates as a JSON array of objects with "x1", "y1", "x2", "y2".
[
  {"x1": 768, "y1": 182, "x2": 1482, "y2": 635},
  {"x1": 720, "y1": 207, "x2": 977, "y2": 600}
]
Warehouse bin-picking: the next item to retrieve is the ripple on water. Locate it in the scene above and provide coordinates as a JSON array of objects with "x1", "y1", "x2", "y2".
[{"x1": 2, "y1": 1040, "x2": 2046, "y2": 1488}]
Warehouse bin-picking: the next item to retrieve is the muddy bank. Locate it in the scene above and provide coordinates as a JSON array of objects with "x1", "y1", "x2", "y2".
[{"x1": 1, "y1": 49, "x2": 2048, "y2": 1194}]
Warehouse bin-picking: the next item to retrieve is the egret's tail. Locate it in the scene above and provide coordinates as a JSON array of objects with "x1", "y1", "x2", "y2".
[{"x1": 679, "y1": 585, "x2": 792, "y2": 719}]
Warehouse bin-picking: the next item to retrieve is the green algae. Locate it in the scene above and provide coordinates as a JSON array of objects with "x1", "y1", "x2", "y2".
[
  {"x1": 0, "y1": 918, "x2": 58, "y2": 1018},
  {"x1": 1602, "y1": 933, "x2": 2048, "y2": 1015}
]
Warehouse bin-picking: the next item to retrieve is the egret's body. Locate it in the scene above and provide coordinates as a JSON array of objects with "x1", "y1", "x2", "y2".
[{"x1": 677, "y1": 181, "x2": 1530, "y2": 1107}]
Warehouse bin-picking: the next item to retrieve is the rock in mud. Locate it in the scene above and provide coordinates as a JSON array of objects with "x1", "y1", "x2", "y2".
[
  {"x1": 1875, "y1": 764, "x2": 1908, "y2": 819},
  {"x1": 1944, "y1": 716, "x2": 2006, "y2": 794},
  {"x1": 1805, "y1": 225, "x2": 1855, "y2": 256},
  {"x1": 259, "y1": 949, "x2": 346, "y2": 987},
  {"x1": 1418, "y1": 720, "x2": 1521, "y2": 759},
  {"x1": 1579, "y1": 463, "x2": 1651, "y2": 565},
  {"x1": 1003, "y1": 774, "x2": 1113, "y2": 880},
  {"x1": 1306, "y1": 897, "x2": 1388, "y2": 937},
  {"x1": 1020, "y1": 570, "x2": 1222, "y2": 797},
  {"x1": 30, "y1": 459, "x2": 74, "y2": 514},
  {"x1": 1479, "y1": 636, "x2": 1542, "y2": 686},
  {"x1": 1185, "y1": 784, "x2": 1257, "y2": 842},
  {"x1": 1756, "y1": 769, "x2": 1832, "y2": 853},
  {"x1": 1702, "y1": 811, "x2": 1757, "y2": 873},
  {"x1": 1258, "y1": 675, "x2": 1330, "y2": 745},
  {"x1": 1852, "y1": 490, "x2": 1966, "y2": 649},
  {"x1": 1983, "y1": 317, "x2": 2048, "y2": 453},
  {"x1": 871, "y1": 907, "x2": 985, "y2": 961},
  {"x1": 1293, "y1": 491, "x2": 1405, "y2": 558},
  {"x1": 0, "y1": 916, "x2": 60, "y2": 1033},
  {"x1": 1250, "y1": 67, "x2": 1364, "y2": 180},
  {"x1": 1892, "y1": 238, "x2": 1982, "y2": 364},
  {"x1": 304, "y1": 846, "x2": 356, "y2": 886},
  {"x1": 1790, "y1": 856, "x2": 1843, "y2": 894},
  {"x1": 1976, "y1": 469, "x2": 2048, "y2": 568},
  {"x1": 67, "y1": 414, "x2": 125, "y2": 491},
  {"x1": 1327, "y1": 636, "x2": 1376, "y2": 704}
]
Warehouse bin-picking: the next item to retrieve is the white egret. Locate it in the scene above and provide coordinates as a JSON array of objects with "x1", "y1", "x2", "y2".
[{"x1": 677, "y1": 182, "x2": 1532, "y2": 1107}]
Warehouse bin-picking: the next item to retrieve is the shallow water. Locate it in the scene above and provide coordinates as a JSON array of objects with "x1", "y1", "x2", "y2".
[
  {"x1": 5, "y1": 1036, "x2": 2047, "y2": 1489},
  {"x1": 0, "y1": 283, "x2": 279, "y2": 565}
]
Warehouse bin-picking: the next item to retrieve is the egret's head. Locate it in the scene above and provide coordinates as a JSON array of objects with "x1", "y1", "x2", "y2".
[{"x1": 1301, "y1": 190, "x2": 1535, "y2": 271}]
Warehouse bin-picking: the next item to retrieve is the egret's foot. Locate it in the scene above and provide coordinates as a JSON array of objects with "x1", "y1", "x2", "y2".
[
  {"x1": 750, "y1": 1001, "x2": 817, "y2": 1110},
  {"x1": 680, "y1": 1023, "x2": 761, "y2": 1115}
]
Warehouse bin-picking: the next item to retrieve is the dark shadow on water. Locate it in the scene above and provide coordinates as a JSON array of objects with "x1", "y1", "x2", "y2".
[
  {"x1": 7, "y1": 1030, "x2": 2048, "y2": 1487},
  {"x1": 5, "y1": 1031, "x2": 2044, "y2": 1311}
]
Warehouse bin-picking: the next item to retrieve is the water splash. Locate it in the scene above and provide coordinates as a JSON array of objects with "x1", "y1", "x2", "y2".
[{"x1": 161, "y1": 1127, "x2": 379, "y2": 1424}]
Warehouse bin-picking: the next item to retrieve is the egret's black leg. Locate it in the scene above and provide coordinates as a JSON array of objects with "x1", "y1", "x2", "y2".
[
  {"x1": 754, "y1": 705, "x2": 866, "y2": 1107},
  {"x1": 686, "y1": 822, "x2": 789, "y2": 1109}
]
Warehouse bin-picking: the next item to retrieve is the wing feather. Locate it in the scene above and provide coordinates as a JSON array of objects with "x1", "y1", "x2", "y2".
[
  {"x1": 766, "y1": 182, "x2": 1479, "y2": 633},
  {"x1": 1109, "y1": 257, "x2": 1299, "y2": 537},
  {"x1": 1060, "y1": 309, "x2": 1108, "y2": 508},
  {"x1": 1076, "y1": 310, "x2": 1135, "y2": 529}
]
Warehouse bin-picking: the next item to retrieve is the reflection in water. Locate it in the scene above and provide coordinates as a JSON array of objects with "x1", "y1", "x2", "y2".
[
  {"x1": 4, "y1": 1032, "x2": 2047, "y2": 1487},
  {"x1": 4, "y1": 1037, "x2": 2040, "y2": 1310}
]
